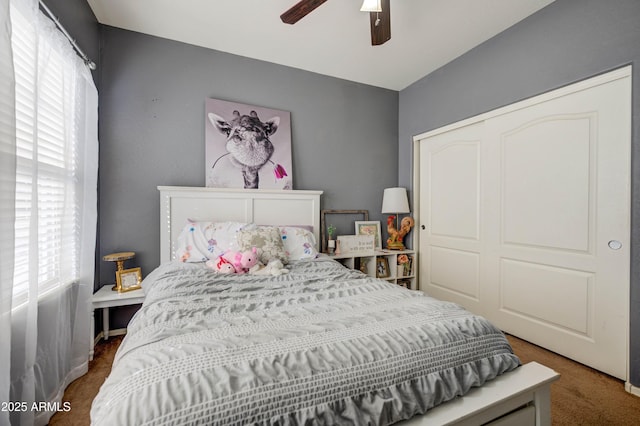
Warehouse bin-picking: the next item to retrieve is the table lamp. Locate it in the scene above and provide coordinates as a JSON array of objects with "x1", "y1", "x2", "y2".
[{"x1": 381, "y1": 187, "x2": 413, "y2": 250}]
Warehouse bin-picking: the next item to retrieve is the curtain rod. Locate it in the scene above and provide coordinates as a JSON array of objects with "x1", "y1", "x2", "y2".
[{"x1": 38, "y1": 0, "x2": 97, "y2": 70}]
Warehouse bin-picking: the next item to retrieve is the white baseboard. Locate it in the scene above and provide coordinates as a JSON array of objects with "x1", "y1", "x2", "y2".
[
  {"x1": 93, "y1": 328, "x2": 128, "y2": 346},
  {"x1": 625, "y1": 382, "x2": 640, "y2": 397}
]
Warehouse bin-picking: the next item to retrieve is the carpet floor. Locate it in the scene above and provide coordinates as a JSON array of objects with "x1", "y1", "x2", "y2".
[
  {"x1": 506, "y1": 334, "x2": 640, "y2": 425},
  {"x1": 50, "y1": 334, "x2": 640, "y2": 425}
]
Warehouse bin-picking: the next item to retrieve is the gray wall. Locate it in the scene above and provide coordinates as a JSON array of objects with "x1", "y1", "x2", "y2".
[
  {"x1": 97, "y1": 26, "x2": 399, "y2": 297},
  {"x1": 398, "y1": 0, "x2": 640, "y2": 386}
]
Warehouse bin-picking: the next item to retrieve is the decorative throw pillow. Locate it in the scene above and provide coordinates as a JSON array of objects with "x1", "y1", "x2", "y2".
[
  {"x1": 279, "y1": 226, "x2": 319, "y2": 260},
  {"x1": 237, "y1": 226, "x2": 288, "y2": 265}
]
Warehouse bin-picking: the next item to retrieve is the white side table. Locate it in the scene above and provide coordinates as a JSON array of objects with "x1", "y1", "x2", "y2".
[{"x1": 90, "y1": 285, "x2": 145, "y2": 360}]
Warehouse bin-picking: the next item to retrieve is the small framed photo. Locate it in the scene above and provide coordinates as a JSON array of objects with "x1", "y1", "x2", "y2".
[
  {"x1": 355, "y1": 221, "x2": 382, "y2": 250},
  {"x1": 376, "y1": 257, "x2": 390, "y2": 278},
  {"x1": 116, "y1": 267, "x2": 142, "y2": 293}
]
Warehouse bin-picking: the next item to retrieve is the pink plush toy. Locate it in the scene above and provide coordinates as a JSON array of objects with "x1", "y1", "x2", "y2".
[
  {"x1": 205, "y1": 256, "x2": 236, "y2": 273},
  {"x1": 221, "y1": 247, "x2": 259, "y2": 274},
  {"x1": 215, "y1": 256, "x2": 237, "y2": 273}
]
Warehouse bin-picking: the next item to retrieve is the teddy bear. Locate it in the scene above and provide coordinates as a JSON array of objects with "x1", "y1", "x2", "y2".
[{"x1": 248, "y1": 259, "x2": 289, "y2": 276}]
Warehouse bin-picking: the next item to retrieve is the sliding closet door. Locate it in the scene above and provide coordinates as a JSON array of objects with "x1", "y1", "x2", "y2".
[
  {"x1": 418, "y1": 122, "x2": 490, "y2": 317},
  {"x1": 418, "y1": 68, "x2": 630, "y2": 380}
]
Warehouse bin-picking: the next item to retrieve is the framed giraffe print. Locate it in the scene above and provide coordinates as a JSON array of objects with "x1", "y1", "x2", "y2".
[{"x1": 205, "y1": 98, "x2": 293, "y2": 190}]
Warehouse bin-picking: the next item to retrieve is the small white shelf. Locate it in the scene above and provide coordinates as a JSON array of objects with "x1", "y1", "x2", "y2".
[{"x1": 328, "y1": 249, "x2": 417, "y2": 289}]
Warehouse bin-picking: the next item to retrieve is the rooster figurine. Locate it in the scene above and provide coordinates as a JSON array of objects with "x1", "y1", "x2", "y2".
[{"x1": 386, "y1": 215, "x2": 415, "y2": 250}]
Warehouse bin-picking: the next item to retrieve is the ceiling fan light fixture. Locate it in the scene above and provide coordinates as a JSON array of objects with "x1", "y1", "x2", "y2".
[{"x1": 360, "y1": 0, "x2": 382, "y2": 13}]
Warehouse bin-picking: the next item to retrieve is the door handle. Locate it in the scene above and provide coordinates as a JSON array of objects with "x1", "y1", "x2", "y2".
[
  {"x1": 421, "y1": 225, "x2": 426, "y2": 230},
  {"x1": 608, "y1": 240, "x2": 622, "y2": 250}
]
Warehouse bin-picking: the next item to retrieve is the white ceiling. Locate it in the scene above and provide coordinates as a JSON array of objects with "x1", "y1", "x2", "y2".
[{"x1": 87, "y1": 0, "x2": 555, "y2": 91}]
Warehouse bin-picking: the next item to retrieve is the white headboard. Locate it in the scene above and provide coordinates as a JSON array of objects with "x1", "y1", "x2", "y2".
[{"x1": 158, "y1": 186, "x2": 323, "y2": 263}]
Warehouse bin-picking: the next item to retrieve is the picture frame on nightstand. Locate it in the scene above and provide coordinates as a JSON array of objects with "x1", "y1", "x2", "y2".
[{"x1": 116, "y1": 267, "x2": 142, "y2": 292}]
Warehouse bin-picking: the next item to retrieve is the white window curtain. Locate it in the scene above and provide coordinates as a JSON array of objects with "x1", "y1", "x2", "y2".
[{"x1": 0, "y1": 0, "x2": 98, "y2": 424}]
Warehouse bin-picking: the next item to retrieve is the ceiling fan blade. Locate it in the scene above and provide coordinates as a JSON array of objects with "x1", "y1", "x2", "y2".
[
  {"x1": 281, "y1": 0, "x2": 328, "y2": 24},
  {"x1": 369, "y1": 0, "x2": 391, "y2": 45}
]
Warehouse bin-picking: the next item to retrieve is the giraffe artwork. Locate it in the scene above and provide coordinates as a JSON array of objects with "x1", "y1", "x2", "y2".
[{"x1": 205, "y1": 98, "x2": 292, "y2": 189}]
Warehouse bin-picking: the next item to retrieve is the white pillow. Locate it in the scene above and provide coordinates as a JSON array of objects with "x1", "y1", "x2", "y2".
[
  {"x1": 279, "y1": 226, "x2": 319, "y2": 260},
  {"x1": 174, "y1": 221, "x2": 246, "y2": 262}
]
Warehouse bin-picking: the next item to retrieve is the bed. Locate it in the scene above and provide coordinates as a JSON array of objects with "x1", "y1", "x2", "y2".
[{"x1": 90, "y1": 186, "x2": 558, "y2": 426}]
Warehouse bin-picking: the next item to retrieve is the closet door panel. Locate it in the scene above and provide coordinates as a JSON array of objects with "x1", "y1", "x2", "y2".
[
  {"x1": 419, "y1": 122, "x2": 488, "y2": 315},
  {"x1": 484, "y1": 75, "x2": 630, "y2": 380},
  {"x1": 417, "y1": 68, "x2": 630, "y2": 380}
]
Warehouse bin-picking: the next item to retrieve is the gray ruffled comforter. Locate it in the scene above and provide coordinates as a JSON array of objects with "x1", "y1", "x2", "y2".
[{"x1": 90, "y1": 257, "x2": 520, "y2": 426}]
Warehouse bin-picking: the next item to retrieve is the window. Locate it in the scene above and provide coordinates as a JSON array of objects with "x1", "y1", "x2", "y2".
[{"x1": 10, "y1": 5, "x2": 82, "y2": 308}]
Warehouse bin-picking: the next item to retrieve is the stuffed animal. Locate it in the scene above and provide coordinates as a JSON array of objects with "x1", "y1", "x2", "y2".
[
  {"x1": 205, "y1": 256, "x2": 237, "y2": 273},
  {"x1": 249, "y1": 259, "x2": 289, "y2": 276},
  {"x1": 221, "y1": 247, "x2": 259, "y2": 274}
]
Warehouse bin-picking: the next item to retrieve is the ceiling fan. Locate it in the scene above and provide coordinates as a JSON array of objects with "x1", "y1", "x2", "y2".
[{"x1": 280, "y1": 0, "x2": 391, "y2": 46}]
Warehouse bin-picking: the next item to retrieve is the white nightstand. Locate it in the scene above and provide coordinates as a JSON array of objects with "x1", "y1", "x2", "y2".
[{"x1": 90, "y1": 285, "x2": 145, "y2": 360}]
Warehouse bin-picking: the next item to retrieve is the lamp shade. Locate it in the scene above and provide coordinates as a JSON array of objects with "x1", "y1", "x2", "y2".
[
  {"x1": 360, "y1": 0, "x2": 382, "y2": 12},
  {"x1": 381, "y1": 187, "x2": 410, "y2": 214}
]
